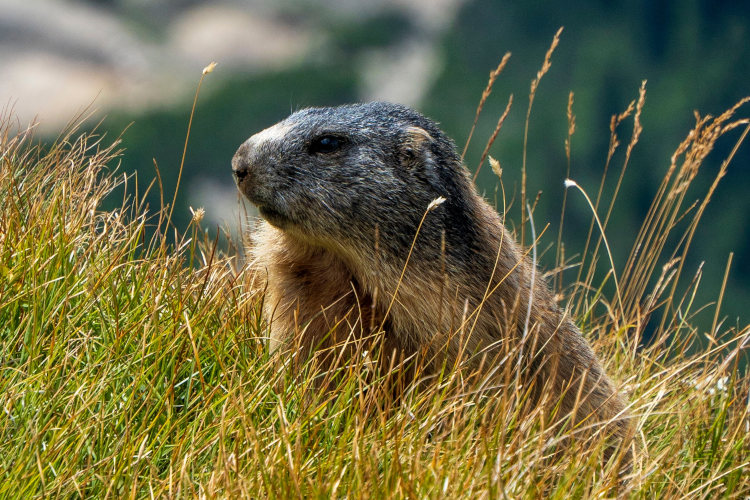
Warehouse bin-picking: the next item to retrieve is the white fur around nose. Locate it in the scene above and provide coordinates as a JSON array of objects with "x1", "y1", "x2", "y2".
[{"x1": 249, "y1": 121, "x2": 292, "y2": 147}]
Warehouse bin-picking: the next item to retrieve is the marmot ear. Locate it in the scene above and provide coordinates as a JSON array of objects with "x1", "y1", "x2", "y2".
[{"x1": 398, "y1": 126, "x2": 434, "y2": 170}]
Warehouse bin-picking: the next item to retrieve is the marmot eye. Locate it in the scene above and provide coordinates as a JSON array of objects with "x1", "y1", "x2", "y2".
[{"x1": 309, "y1": 135, "x2": 345, "y2": 154}]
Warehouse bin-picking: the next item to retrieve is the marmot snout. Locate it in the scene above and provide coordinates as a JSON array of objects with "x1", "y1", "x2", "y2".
[{"x1": 233, "y1": 101, "x2": 630, "y2": 452}]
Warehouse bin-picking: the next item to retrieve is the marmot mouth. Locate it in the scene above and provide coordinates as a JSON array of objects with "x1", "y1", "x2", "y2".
[{"x1": 258, "y1": 205, "x2": 291, "y2": 228}]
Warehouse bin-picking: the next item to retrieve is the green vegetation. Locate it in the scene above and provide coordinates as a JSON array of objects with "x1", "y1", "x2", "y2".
[
  {"x1": 425, "y1": 1, "x2": 750, "y2": 333},
  {"x1": 2, "y1": 70, "x2": 748, "y2": 496}
]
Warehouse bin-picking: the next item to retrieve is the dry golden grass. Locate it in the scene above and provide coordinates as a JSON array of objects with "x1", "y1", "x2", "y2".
[{"x1": 1, "y1": 48, "x2": 748, "y2": 498}]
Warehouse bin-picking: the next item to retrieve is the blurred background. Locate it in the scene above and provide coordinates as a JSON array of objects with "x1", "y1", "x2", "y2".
[{"x1": 2, "y1": 0, "x2": 748, "y2": 331}]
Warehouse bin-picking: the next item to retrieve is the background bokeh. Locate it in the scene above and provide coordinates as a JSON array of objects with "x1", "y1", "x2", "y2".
[{"x1": 2, "y1": 0, "x2": 748, "y2": 332}]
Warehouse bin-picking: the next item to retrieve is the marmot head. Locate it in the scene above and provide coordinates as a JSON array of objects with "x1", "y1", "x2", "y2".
[{"x1": 232, "y1": 102, "x2": 477, "y2": 256}]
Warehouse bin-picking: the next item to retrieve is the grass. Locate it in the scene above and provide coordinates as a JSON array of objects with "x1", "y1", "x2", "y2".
[{"x1": 1, "y1": 63, "x2": 749, "y2": 497}]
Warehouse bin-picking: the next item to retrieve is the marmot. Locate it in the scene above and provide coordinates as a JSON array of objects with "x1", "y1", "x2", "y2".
[{"x1": 232, "y1": 102, "x2": 630, "y2": 451}]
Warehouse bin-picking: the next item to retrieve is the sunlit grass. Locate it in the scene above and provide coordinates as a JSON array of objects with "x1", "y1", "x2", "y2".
[{"x1": 1, "y1": 59, "x2": 749, "y2": 497}]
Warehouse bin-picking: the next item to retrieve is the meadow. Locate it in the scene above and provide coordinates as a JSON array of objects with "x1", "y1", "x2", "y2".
[{"x1": 1, "y1": 58, "x2": 748, "y2": 498}]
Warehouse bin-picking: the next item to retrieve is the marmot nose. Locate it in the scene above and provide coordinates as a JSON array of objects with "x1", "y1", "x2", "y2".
[
  {"x1": 233, "y1": 163, "x2": 249, "y2": 181},
  {"x1": 231, "y1": 142, "x2": 253, "y2": 182}
]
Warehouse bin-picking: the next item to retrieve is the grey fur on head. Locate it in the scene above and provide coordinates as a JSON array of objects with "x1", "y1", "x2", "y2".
[{"x1": 232, "y1": 102, "x2": 480, "y2": 264}]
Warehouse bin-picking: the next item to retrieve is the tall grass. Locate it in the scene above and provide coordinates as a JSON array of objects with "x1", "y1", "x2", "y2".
[{"x1": 1, "y1": 71, "x2": 749, "y2": 497}]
